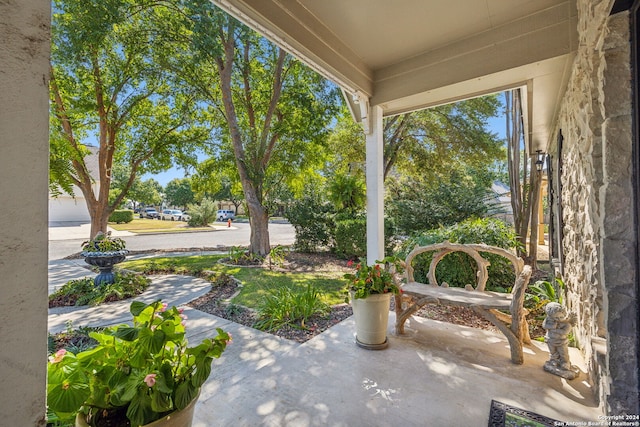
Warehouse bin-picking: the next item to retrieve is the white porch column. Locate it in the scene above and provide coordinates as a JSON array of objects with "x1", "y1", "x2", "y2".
[
  {"x1": 0, "y1": 1, "x2": 50, "y2": 425},
  {"x1": 365, "y1": 105, "x2": 385, "y2": 265}
]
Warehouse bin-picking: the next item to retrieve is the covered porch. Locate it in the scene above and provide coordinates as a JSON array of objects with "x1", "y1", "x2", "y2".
[
  {"x1": 188, "y1": 311, "x2": 600, "y2": 426},
  {"x1": 1, "y1": 0, "x2": 638, "y2": 424}
]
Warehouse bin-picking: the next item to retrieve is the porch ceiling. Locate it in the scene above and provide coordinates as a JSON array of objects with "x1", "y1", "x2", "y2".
[{"x1": 213, "y1": 0, "x2": 578, "y2": 152}]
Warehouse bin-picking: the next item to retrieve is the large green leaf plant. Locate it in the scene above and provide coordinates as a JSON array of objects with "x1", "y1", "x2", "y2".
[{"x1": 47, "y1": 300, "x2": 230, "y2": 426}]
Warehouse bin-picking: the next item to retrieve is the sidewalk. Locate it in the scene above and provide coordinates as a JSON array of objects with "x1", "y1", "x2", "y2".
[{"x1": 48, "y1": 221, "x2": 134, "y2": 241}]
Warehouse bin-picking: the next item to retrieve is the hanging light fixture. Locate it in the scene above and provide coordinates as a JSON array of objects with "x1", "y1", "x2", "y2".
[{"x1": 535, "y1": 150, "x2": 545, "y2": 172}]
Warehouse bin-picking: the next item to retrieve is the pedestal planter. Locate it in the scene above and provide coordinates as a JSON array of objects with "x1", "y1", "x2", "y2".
[
  {"x1": 82, "y1": 250, "x2": 128, "y2": 286},
  {"x1": 75, "y1": 390, "x2": 199, "y2": 427},
  {"x1": 351, "y1": 292, "x2": 391, "y2": 350}
]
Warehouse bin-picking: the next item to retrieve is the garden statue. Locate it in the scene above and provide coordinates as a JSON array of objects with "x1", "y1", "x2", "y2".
[{"x1": 542, "y1": 302, "x2": 579, "y2": 379}]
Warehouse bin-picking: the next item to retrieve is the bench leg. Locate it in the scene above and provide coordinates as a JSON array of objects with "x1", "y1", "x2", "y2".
[
  {"x1": 395, "y1": 294, "x2": 418, "y2": 335},
  {"x1": 473, "y1": 307, "x2": 524, "y2": 365},
  {"x1": 395, "y1": 295, "x2": 439, "y2": 335}
]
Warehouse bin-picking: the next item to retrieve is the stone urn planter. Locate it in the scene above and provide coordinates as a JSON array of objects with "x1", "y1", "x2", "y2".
[
  {"x1": 75, "y1": 390, "x2": 199, "y2": 427},
  {"x1": 351, "y1": 292, "x2": 392, "y2": 350},
  {"x1": 82, "y1": 250, "x2": 128, "y2": 286},
  {"x1": 80, "y1": 231, "x2": 128, "y2": 286}
]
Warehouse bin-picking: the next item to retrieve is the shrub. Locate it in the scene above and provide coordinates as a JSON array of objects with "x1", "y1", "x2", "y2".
[
  {"x1": 285, "y1": 191, "x2": 335, "y2": 252},
  {"x1": 398, "y1": 217, "x2": 520, "y2": 292},
  {"x1": 254, "y1": 285, "x2": 329, "y2": 331},
  {"x1": 108, "y1": 209, "x2": 134, "y2": 223},
  {"x1": 187, "y1": 197, "x2": 217, "y2": 226},
  {"x1": 334, "y1": 217, "x2": 366, "y2": 258},
  {"x1": 333, "y1": 214, "x2": 397, "y2": 259}
]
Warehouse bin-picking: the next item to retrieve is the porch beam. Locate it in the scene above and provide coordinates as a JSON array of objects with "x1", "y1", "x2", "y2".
[
  {"x1": 371, "y1": 3, "x2": 578, "y2": 107},
  {"x1": 213, "y1": 0, "x2": 373, "y2": 96},
  {"x1": 365, "y1": 105, "x2": 385, "y2": 265}
]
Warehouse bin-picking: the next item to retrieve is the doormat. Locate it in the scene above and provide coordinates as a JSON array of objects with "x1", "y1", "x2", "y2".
[{"x1": 488, "y1": 400, "x2": 560, "y2": 427}]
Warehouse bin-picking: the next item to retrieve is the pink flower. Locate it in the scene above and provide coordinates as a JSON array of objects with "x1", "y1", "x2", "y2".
[
  {"x1": 144, "y1": 373, "x2": 157, "y2": 387},
  {"x1": 178, "y1": 307, "x2": 184, "y2": 314},
  {"x1": 161, "y1": 303, "x2": 168, "y2": 312},
  {"x1": 49, "y1": 349, "x2": 67, "y2": 363},
  {"x1": 347, "y1": 260, "x2": 354, "y2": 267}
]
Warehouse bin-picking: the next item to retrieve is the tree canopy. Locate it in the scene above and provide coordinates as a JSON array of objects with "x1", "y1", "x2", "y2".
[
  {"x1": 49, "y1": 0, "x2": 208, "y2": 238},
  {"x1": 164, "y1": 178, "x2": 195, "y2": 210},
  {"x1": 174, "y1": 1, "x2": 340, "y2": 254}
]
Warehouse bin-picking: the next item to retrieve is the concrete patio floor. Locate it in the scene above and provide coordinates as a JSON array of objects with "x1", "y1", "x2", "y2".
[{"x1": 49, "y1": 260, "x2": 602, "y2": 427}]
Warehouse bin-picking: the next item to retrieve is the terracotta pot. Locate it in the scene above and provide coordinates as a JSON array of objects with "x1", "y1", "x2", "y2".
[
  {"x1": 351, "y1": 292, "x2": 391, "y2": 350},
  {"x1": 75, "y1": 392, "x2": 199, "y2": 427}
]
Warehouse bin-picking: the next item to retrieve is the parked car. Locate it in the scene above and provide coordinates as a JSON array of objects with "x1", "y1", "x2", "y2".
[
  {"x1": 140, "y1": 208, "x2": 159, "y2": 219},
  {"x1": 161, "y1": 209, "x2": 187, "y2": 221},
  {"x1": 217, "y1": 210, "x2": 235, "y2": 221}
]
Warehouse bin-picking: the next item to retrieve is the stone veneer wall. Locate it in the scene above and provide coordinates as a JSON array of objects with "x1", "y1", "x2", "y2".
[{"x1": 553, "y1": 0, "x2": 638, "y2": 414}]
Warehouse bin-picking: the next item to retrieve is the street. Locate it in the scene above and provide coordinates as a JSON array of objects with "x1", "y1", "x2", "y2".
[{"x1": 48, "y1": 222, "x2": 296, "y2": 260}]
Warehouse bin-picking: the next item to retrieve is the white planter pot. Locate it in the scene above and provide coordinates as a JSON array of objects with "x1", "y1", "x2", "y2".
[{"x1": 351, "y1": 292, "x2": 391, "y2": 349}]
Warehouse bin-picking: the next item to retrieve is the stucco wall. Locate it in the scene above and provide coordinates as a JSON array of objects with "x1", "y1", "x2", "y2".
[
  {"x1": 0, "y1": 0, "x2": 50, "y2": 425},
  {"x1": 553, "y1": 0, "x2": 638, "y2": 414},
  {"x1": 49, "y1": 195, "x2": 91, "y2": 223}
]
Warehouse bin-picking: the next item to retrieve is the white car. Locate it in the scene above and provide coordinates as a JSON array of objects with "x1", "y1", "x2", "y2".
[{"x1": 161, "y1": 209, "x2": 187, "y2": 221}]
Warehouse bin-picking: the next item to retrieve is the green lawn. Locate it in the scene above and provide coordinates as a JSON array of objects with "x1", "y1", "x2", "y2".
[
  {"x1": 119, "y1": 255, "x2": 346, "y2": 307},
  {"x1": 109, "y1": 218, "x2": 213, "y2": 233}
]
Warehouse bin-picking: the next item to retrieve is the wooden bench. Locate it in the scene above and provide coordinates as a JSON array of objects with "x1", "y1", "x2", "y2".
[{"x1": 394, "y1": 242, "x2": 532, "y2": 364}]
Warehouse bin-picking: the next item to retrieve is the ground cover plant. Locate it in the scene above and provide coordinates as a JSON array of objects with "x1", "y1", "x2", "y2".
[{"x1": 48, "y1": 272, "x2": 150, "y2": 307}]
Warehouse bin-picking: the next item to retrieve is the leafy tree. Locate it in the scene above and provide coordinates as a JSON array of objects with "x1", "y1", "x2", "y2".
[
  {"x1": 49, "y1": 0, "x2": 208, "y2": 239},
  {"x1": 327, "y1": 97, "x2": 504, "y2": 183},
  {"x1": 175, "y1": 2, "x2": 339, "y2": 255},
  {"x1": 386, "y1": 166, "x2": 493, "y2": 235},
  {"x1": 164, "y1": 178, "x2": 195, "y2": 210},
  {"x1": 191, "y1": 160, "x2": 245, "y2": 212},
  {"x1": 129, "y1": 179, "x2": 163, "y2": 209},
  {"x1": 109, "y1": 164, "x2": 163, "y2": 210}
]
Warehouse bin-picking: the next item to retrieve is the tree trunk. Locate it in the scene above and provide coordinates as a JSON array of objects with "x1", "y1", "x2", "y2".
[
  {"x1": 505, "y1": 89, "x2": 543, "y2": 269},
  {"x1": 90, "y1": 207, "x2": 111, "y2": 241},
  {"x1": 246, "y1": 199, "x2": 271, "y2": 256},
  {"x1": 527, "y1": 169, "x2": 542, "y2": 268}
]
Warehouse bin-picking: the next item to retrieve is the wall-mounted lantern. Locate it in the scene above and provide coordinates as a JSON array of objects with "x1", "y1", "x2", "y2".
[{"x1": 535, "y1": 150, "x2": 545, "y2": 172}]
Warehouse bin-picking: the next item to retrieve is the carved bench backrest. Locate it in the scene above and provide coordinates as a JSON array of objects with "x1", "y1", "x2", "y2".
[{"x1": 405, "y1": 241, "x2": 525, "y2": 292}]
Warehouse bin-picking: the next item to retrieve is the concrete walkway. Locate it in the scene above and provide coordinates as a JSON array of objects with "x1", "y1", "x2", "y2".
[{"x1": 49, "y1": 260, "x2": 602, "y2": 427}]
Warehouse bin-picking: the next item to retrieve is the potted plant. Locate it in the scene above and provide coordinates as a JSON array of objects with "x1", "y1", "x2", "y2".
[
  {"x1": 81, "y1": 231, "x2": 129, "y2": 286},
  {"x1": 47, "y1": 300, "x2": 231, "y2": 427},
  {"x1": 344, "y1": 256, "x2": 402, "y2": 349}
]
